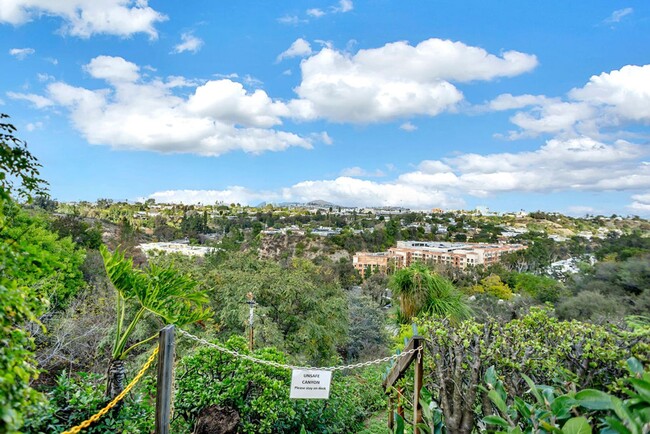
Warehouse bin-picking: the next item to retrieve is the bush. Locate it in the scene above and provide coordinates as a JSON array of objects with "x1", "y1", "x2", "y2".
[
  {"x1": 416, "y1": 307, "x2": 650, "y2": 434},
  {"x1": 174, "y1": 335, "x2": 386, "y2": 434},
  {"x1": 24, "y1": 371, "x2": 154, "y2": 433}
]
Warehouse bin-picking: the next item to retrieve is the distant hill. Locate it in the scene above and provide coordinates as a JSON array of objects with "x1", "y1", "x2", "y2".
[{"x1": 306, "y1": 200, "x2": 338, "y2": 207}]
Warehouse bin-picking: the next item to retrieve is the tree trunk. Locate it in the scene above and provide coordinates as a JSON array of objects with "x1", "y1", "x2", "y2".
[{"x1": 106, "y1": 358, "x2": 127, "y2": 400}]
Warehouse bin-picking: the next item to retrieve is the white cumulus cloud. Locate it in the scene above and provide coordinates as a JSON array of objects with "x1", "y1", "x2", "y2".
[
  {"x1": 496, "y1": 64, "x2": 650, "y2": 139},
  {"x1": 14, "y1": 55, "x2": 328, "y2": 157},
  {"x1": 289, "y1": 38, "x2": 538, "y2": 123},
  {"x1": 143, "y1": 136, "x2": 648, "y2": 210},
  {"x1": 0, "y1": 0, "x2": 166, "y2": 38},
  {"x1": 145, "y1": 187, "x2": 278, "y2": 205},
  {"x1": 276, "y1": 38, "x2": 313, "y2": 62}
]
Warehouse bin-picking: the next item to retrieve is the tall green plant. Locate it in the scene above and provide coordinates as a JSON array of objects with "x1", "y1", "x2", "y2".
[
  {"x1": 100, "y1": 245, "x2": 211, "y2": 398},
  {"x1": 390, "y1": 263, "x2": 470, "y2": 323}
]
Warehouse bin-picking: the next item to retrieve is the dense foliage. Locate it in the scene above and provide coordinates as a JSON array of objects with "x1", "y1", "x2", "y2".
[
  {"x1": 174, "y1": 335, "x2": 386, "y2": 434},
  {"x1": 415, "y1": 308, "x2": 649, "y2": 433},
  {"x1": 482, "y1": 357, "x2": 650, "y2": 433},
  {"x1": 24, "y1": 371, "x2": 154, "y2": 434}
]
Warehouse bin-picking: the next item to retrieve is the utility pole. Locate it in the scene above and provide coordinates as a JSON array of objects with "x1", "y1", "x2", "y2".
[{"x1": 246, "y1": 292, "x2": 255, "y2": 351}]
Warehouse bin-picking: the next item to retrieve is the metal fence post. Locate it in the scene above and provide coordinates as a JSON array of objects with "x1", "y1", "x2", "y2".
[{"x1": 155, "y1": 325, "x2": 175, "y2": 434}]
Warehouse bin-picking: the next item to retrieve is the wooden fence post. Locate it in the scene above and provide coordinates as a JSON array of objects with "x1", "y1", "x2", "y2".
[
  {"x1": 155, "y1": 324, "x2": 175, "y2": 434},
  {"x1": 412, "y1": 336, "x2": 424, "y2": 434}
]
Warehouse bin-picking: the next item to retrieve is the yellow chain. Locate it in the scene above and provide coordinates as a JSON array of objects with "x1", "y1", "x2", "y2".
[{"x1": 62, "y1": 347, "x2": 159, "y2": 434}]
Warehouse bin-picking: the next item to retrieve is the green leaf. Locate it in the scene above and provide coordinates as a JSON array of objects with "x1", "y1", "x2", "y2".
[
  {"x1": 395, "y1": 413, "x2": 405, "y2": 434},
  {"x1": 484, "y1": 415, "x2": 511, "y2": 428},
  {"x1": 514, "y1": 396, "x2": 532, "y2": 419},
  {"x1": 552, "y1": 395, "x2": 577, "y2": 419},
  {"x1": 485, "y1": 365, "x2": 497, "y2": 387},
  {"x1": 488, "y1": 389, "x2": 509, "y2": 415},
  {"x1": 626, "y1": 357, "x2": 644, "y2": 376},
  {"x1": 603, "y1": 416, "x2": 632, "y2": 434},
  {"x1": 522, "y1": 374, "x2": 544, "y2": 406},
  {"x1": 561, "y1": 417, "x2": 592, "y2": 434},
  {"x1": 628, "y1": 378, "x2": 650, "y2": 403},
  {"x1": 575, "y1": 389, "x2": 614, "y2": 410}
]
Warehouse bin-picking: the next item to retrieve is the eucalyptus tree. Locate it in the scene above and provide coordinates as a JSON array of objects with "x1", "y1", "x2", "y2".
[{"x1": 100, "y1": 246, "x2": 211, "y2": 399}]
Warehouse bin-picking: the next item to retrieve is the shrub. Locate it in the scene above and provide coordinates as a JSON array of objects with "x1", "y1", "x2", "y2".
[
  {"x1": 174, "y1": 335, "x2": 386, "y2": 434},
  {"x1": 24, "y1": 371, "x2": 154, "y2": 433}
]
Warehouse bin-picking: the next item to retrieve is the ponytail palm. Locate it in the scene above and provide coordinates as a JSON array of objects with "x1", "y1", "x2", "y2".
[
  {"x1": 390, "y1": 263, "x2": 470, "y2": 323},
  {"x1": 101, "y1": 245, "x2": 211, "y2": 398}
]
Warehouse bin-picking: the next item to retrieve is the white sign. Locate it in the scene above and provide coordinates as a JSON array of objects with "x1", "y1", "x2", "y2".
[{"x1": 289, "y1": 370, "x2": 332, "y2": 399}]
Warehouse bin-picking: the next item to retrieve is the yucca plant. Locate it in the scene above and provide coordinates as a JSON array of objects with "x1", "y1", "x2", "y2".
[{"x1": 100, "y1": 245, "x2": 211, "y2": 399}]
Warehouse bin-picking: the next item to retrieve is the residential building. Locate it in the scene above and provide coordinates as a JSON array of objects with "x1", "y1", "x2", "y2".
[{"x1": 353, "y1": 240, "x2": 526, "y2": 277}]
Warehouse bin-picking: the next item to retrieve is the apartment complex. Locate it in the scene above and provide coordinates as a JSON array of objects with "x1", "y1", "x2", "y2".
[{"x1": 353, "y1": 240, "x2": 526, "y2": 277}]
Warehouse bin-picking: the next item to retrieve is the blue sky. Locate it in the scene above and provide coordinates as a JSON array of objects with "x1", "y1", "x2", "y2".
[{"x1": 2, "y1": 0, "x2": 649, "y2": 215}]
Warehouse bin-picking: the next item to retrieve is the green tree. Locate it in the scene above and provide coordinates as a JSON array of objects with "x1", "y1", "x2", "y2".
[
  {"x1": 0, "y1": 114, "x2": 47, "y2": 202},
  {"x1": 0, "y1": 114, "x2": 49, "y2": 432},
  {"x1": 50, "y1": 214, "x2": 102, "y2": 249},
  {"x1": 511, "y1": 272, "x2": 565, "y2": 303},
  {"x1": 100, "y1": 246, "x2": 212, "y2": 398},
  {"x1": 206, "y1": 253, "x2": 348, "y2": 364},
  {"x1": 471, "y1": 274, "x2": 514, "y2": 300}
]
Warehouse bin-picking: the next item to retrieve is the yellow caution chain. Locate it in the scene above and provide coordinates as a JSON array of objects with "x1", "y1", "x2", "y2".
[{"x1": 62, "y1": 347, "x2": 159, "y2": 434}]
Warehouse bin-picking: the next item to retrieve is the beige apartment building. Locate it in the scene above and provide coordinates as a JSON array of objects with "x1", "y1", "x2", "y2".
[{"x1": 353, "y1": 240, "x2": 526, "y2": 277}]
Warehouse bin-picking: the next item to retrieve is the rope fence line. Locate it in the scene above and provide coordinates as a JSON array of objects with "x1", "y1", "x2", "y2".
[
  {"x1": 177, "y1": 328, "x2": 423, "y2": 372},
  {"x1": 62, "y1": 346, "x2": 159, "y2": 434},
  {"x1": 62, "y1": 326, "x2": 423, "y2": 433}
]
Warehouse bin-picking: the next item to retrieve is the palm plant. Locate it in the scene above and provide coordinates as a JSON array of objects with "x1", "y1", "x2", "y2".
[
  {"x1": 101, "y1": 245, "x2": 211, "y2": 399},
  {"x1": 390, "y1": 263, "x2": 470, "y2": 323}
]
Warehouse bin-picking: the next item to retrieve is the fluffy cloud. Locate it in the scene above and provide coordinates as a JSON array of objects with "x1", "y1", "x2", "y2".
[
  {"x1": 399, "y1": 137, "x2": 649, "y2": 196},
  {"x1": 147, "y1": 177, "x2": 459, "y2": 209},
  {"x1": 569, "y1": 65, "x2": 650, "y2": 122},
  {"x1": 276, "y1": 38, "x2": 312, "y2": 62},
  {"x1": 84, "y1": 55, "x2": 140, "y2": 83},
  {"x1": 144, "y1": 136, "x2": 648, "y2": 209},
  {"x1": 495, "y1": 64, "x2": 650, "y2": 138},
  {"x1": 629, "y1": 193, "x2": 650, "y2": 212},
  {"x1": 290, "y1": 39, "x2": 537, "y2": 122},
  {"x1": 186, "y1": 80, "x2": 290, "y2": 128},
  {"x1": 0, "y1": 0, "x2": 166, "y2": 38},
  {"x1": 9, "y1": 47, "x2": 34, "y2": 59},
  {"x1": 485, "y1": 93, "x2": 551, "y2": 111},
  {"x1": 146, "y1": 187, "x2": 277, "y2": 205},
  {"x1": 173, "y1": 32, "x2": 204, "y2": 54},
  {"x1": 14, "y1": 55, "x2": 322, "y2": 156}
]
